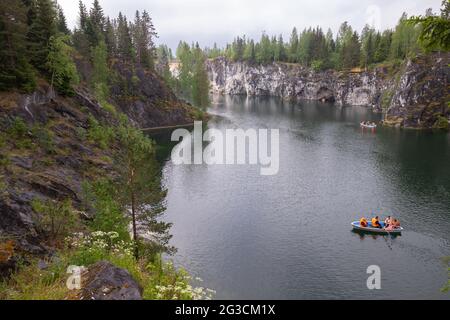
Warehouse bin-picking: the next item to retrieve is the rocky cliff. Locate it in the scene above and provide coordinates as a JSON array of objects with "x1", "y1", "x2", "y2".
[{"x1": 206, "y1": 54, "x2": 450, "y2": 129}]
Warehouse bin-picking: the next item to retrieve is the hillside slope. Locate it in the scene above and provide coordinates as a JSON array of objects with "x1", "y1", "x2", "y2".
[{"x1": 0, "y1": 66, "x2": 199, "y2": 269}]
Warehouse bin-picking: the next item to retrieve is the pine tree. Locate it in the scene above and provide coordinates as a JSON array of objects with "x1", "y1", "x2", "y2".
[
  {"x1": 115, "y1": 125, "x2": 171, "y2": 259},
  {"x1": 104, "y1": 17, "x2": 117, "y2": 58},
  {"x1": 192, "y1": 46, "x2": 210, "y2": 107},
  {"x1": 243, "y1": 39, "x2": 255, "y2": 63},
  {"x1": 27, "y1": 0, "x2": 57, "y2": 69},
  {"x1": 176, "y1": 41, "x2": 193, "y2": 100},
  {"x1": 78, "y1": 0, "x2": 88, "y2": 31},
  {"x1": 132, "y1": 10, "x2": 158, "y2": 69},
  {"x1": 72, "y1": 1, "x2": 90, "y2": 57},
  {"x1": 360, "y1": 25, "x2": 376, "y2": 67},
  {"x1": 156, "y1": 44, "x2": 175, "y2": 88},
  {"x1": 117, "y1": 12, "x2": 133, "y2": 62},
  {"x1": 91, "y1": 40, "x2": 109, "y2": 99},
  {"x1": 289, "y1": 27, "x2": 299, "y2": 63},
  {"x1": 274, "y1": 34, "x2": 286, "y2": 62},
  {"x1": 256, "y1": 33, "x2": 273, "y2": 64},
  {"x1": 56, "y1": 4, "x2": 70, "y2": 35},
  {"x1": 0, "y1": 0, "x2": 36, "y2": 91},
  {"x1": 87, "y1": 0, "x2": 105, "y2": 47}
]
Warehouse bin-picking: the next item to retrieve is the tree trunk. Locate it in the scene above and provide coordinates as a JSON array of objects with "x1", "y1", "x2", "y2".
[{"x1": 131, "y1": 190, "x2": 138, "y2": 260}]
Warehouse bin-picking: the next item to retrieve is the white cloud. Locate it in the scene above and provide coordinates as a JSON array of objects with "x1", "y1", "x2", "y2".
[{"x1": 58, "y1": 0, "x2": 443, "y2": 50}]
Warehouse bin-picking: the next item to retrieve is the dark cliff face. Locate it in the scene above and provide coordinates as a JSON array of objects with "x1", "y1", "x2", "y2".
[
  {"x1": 384, "y1": 54, "x2": 450, "y2": 129},
  {"x1": 206, "y1": 54, "x2": 450, "y2": 129},
  {"x1": 108, "y1": 62, "x2": 196, "y2": 129},
  {"x1": 0, "y1": 85, "x2": 111, "y2": 255}
]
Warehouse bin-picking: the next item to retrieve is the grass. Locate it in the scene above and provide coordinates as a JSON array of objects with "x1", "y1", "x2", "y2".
[
  {"x1": 0, "y1": 257, "x2": 70, "y2": 300},
  {"x1": 0, "y1": 239, "x2": 205, "y2": 300}
]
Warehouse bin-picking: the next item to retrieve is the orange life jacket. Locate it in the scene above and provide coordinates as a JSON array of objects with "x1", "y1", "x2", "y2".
[
  {"x1": 371, "y1": 218, "x2": 380, "y2": 227},
  {"x1": 360, "y1": 218, "x2": 368, "y2": 227}
]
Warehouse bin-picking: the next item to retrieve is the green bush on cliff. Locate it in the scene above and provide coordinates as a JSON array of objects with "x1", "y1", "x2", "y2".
[
  {"x1": 81, "y1": 179, "x2": 130, "y2": 241},
  {"x1": 31, "y1": 198, "x2": 79, "y2": 244},
  {"x1": 32, "y1": 125, "x2": 56, "y2": 154},
  {"x1": 8, "y1": 117, "x2": 33, "y2": 149},
  {"x1": 433, "y1": 115, "x2": 449, "y2": 130},
  {"x1": 87, "y1": 115, "x2": 115, "y2": 149}
]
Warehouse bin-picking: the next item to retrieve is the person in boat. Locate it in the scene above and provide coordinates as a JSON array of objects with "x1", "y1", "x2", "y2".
[
  {"x1": 360, "y1": 217, "x2": 368, "y2": 227},
  {"x1": 384, "y1": 216, "x2": 391, "y2": 228},
  {"x1": 385, "y1": 218, "x2": 401, "y2": 231},
  {"x1": 371, "y1": 216, "x2": 382, "y2": 229}
]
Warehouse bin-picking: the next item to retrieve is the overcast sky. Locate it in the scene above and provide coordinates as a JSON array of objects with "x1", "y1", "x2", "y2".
[{"x1": 58, "y1": 0, "x2": 443, "y2": 50}]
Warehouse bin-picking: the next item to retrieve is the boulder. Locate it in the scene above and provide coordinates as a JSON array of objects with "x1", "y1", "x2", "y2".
[{"x1": 79, "y1": 261, "x2": 143, "y2": 300}]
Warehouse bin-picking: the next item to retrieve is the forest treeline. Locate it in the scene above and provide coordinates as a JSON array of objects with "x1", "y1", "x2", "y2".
[
  {"x1": 198, "y1": 1, "x2": 449, "y2": 71},
  {"x1": 0, "y1": 0, "x2": 210, "y2": 107}
]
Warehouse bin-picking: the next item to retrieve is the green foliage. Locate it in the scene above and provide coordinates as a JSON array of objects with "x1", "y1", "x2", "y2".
[
  {"x1": 0, "y1": 153, "x2": 11, "y2": 168},
  {"x1": 175, "y1": 42, "x2": 210, "y2": 107},
  {"x1": 31, "y1": 124, "x2": 55, "y2": 154},
  {"x1": 47, "y1": 35, "x2": 80, "y2": 96},
  {"x1": 132, "y1": 10, "x2": 158, "y2": 69},
  {"x1": 8, "y1": 116, "x2": 32, "y2": 149},
  {"x1": 67, "y1": 231, "x2": 134, "y2": 266},
  {"x1": 117, "y1": 12, "x2": 134, "y2": 61},
  {"x1": 433, "y1": 115, "x2": 449, "y2": 130},
  {"x1": 390, "y1": 13, "x2": 421, "y2": 60},
  {"x1": 0, "y1": 0, "x2": 37, "y2": 92},
  {"x1": 311, "y1": 60, "x2": 325, "y2": 72},
  {"x1": 91, "y1": 40, "x2": 109, "y2": 92},
  {"x1": 82, "y1": 179, "x2": 130, "y2": 241},
  {"x1": 8, "y1": 116, "x2": 28, "y2": 138},
  {"x1": 31, "y1": 198, "x2": 79, "y2": 243},
  {"x1": 156, "y1": 45, "x2": 176, "y2": 87},
  {"x1": 87, "y1": 115, "x2": 115, "y2": 149},
  {"x1": 27, "y1": 0, "x2": 58, "y2": 69},
  {"x1": 0, "y1": 257, "x2": 69, "y2": 300},
  {"x1": 407, "y1": 0, "x2": 450, "y2": 52},
  {"x1": 115, "y1": 124, "x2": 171, "y2": 259}
]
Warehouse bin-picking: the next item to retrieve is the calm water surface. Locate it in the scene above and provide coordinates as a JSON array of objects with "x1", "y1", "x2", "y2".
[{"x1": 160, "y1": 96, "x2": 450, "y2": 300}]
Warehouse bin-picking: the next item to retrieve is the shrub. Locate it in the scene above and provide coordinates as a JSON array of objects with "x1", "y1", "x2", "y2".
[
  {"x1": 31, "y1": 199, "x2": 79, "y2": 243},
  {"x1": 32, "y1": 125, "x2": 56, "y2": 154},
  {"x1": 66, "y1": 231, "x2": 134, "y2": 266},
  {"x1": 433, "y1": 115, "x2": 449, "y2": 130},
  {"x1": 143, "y1": 258, "x2": 215, "y2": 300},
  {"x1": 81, "y1": 180, "x2": 130, "y2": 241},
  {"x1": 8, "y1": 117, "x2": 28, "y2": 138},
  {"x1": 87, "y1": 115, "x2": 115, "y2": 149}
]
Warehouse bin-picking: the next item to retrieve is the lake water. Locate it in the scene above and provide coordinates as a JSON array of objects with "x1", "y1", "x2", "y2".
[{"x1": 160, "y1": 95, "x2": 450, "y2": 300}]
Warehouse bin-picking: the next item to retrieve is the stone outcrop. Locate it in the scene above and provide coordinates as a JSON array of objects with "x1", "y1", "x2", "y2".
[
  {"x1": 206, "y1": 54, "x2": 449, "y2": 129},
  {"x1": 78, "y1": 261, "x2": 142, "y2": 300}
]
